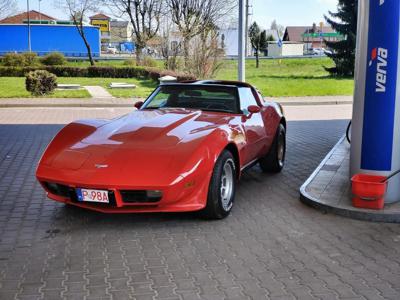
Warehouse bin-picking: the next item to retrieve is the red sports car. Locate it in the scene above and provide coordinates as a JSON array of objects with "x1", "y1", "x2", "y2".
[{"x1": 36, "y1": 80, "x2": 286, "y2": 219}]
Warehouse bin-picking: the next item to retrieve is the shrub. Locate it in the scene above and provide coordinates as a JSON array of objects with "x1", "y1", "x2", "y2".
[
  {"x1": 0, "y1": 65, "x2": 196, "y2": 82},
  {"x1": 25, "y1": 70, "x2": 58, "y2": 96},
  {"x1": 2, "y1": 53, "x2": 26, "y2": 67},
  {"x1": 139, "y1": 56, "x2": 158, "y2": 68},
  {"x1": 40, "y1": 52, "x2": 67, "y2": 66},
  {"x1": 123, "y1": 59, "x2": 136, "y2": 66},
  {"x1": 22, "y1": 52, "x2": 39, "y2": 66}
]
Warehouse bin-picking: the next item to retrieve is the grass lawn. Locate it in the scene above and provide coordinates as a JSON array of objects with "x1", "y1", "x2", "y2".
[
  {"x1": 0, "y1": 58, "x2": 354, "y2": 98},
  {"x1": 57, "y1": 77, "x2": 156, "y2": 98},
  {"x1": 0, "y1": 77, "x2": 90, "y2": 98},
  {"x1": 0, "y1": 77, "x2": 156, "y2": 98},
  {"x1": 215, "y1": 58, "x2": 354, "y2": 97}
]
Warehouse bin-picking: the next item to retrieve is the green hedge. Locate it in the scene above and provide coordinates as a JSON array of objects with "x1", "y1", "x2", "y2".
[{"x1": 0, "y1": 66, "x2": 196, "y2": 81}]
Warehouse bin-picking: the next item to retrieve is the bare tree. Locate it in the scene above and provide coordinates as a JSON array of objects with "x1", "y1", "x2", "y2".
[
  {"x1": 59, "y1": 0, "x2": 97, "y2": 66},
  {"x1": 190, "y1": 23, "x2": 223, "y2": 78},
  {"x1": 107, "y1": 0, "x2": 163, "y2": 63},
  {"x1": 159, "y1": 18, "x2": 180, "y2": 70},
  {"x1": 167, "y1": 0, "x2": 235, "y2": 69},
  {"x1": 0, "y1": 0, "x2": 16, "y2": 19}
]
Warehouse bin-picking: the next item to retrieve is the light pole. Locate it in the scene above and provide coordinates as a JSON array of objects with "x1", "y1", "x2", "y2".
[
  {"x1": 238, "y1": 0, "x2": 245, "y2": 81},
  {"x1": 27, "y1": 0, "x2": 31, "y2": 52}
]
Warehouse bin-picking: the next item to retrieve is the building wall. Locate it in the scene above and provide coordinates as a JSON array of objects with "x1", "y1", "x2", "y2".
[
  {"x1": 110, "y1": 25, "x2": 133, "y2": 43},
  {"x1": 0, "y1": 24, "x2": 101, "y2": 57},
  {"x1": 282, "y1": 43, "x2": 304, "y2": 56},
  {"x1": 218, "y1": 28, "x2": 252, "y2": 56},
  {"x1": 268, "y1": 43, "x2": 304, "y2": 57}
]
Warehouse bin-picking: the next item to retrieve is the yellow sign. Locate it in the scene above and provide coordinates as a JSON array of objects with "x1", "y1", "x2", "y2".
[{"x1": 91, "y1": 20, "x2": 110, "y2": 32}]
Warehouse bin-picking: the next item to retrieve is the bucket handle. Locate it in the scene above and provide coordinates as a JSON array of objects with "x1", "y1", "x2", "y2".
[
  {"x1": 381, "y1": 169, "x2": 400, "y2": 183},
  {"x1": 357, "y1": 196, "x2": 381, "y2": 201}
]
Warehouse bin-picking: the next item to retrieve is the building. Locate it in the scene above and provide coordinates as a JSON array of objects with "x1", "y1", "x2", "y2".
[
  {"x1": 0, "y1": 10, "x2": 57, "y2": 24},
  {"x1": 0, "y1": 11, "x2": 100, "y2": 57},
  {"x1": 0, "y1": 24, "x2": 101, "y2": 57},
  {"x1": 267, "y1": 42, "x2": 304, "y2": 57},
  {"x1": 110, "y1": 21, "x2": 133, "y2": 43},
  {"x1": 89, "y1": 13, "x2": 111, "y2": 48},
  {"x1": 283, "y1": 25, "x2": 342, "y2": 52}
]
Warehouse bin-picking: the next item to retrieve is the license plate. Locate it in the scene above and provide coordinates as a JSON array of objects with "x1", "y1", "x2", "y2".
[{"x1": 76, "y1": 188, "x2": 109, "y2": 203}]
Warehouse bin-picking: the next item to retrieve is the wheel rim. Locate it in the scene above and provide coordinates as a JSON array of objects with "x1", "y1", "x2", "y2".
[
  {"x1": 277, "y1": 132, "x2": 285, "y2": 167},
  {"x1": 220, "y1": 159, "x2": 234, "y2": 211}
]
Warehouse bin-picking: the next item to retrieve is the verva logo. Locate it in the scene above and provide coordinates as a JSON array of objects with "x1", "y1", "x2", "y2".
[{"x1": 369, "y1": 47, "x2": 388, "y2": 93}]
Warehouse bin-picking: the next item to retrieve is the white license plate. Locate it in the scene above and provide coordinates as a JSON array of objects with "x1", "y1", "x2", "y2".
[{"x1": 76, "y1": 188, "x2": 109, "y2": 203}]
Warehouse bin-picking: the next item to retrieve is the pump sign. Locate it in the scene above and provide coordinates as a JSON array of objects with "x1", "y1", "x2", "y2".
[{"x1": 361, "y1": 0, "x2": 400, "y2": 171}]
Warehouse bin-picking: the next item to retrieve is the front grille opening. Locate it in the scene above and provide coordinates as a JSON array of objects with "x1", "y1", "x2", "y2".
[
  {"x1": 43, "y1": 182, "x2": 70, "y2": 198},
  {"x1": 120, "y1": 190, "x2": 162, "y2": 203}
]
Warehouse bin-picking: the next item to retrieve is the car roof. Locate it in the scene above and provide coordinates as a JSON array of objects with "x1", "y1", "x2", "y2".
[{"x1": 176, "y1": 80, "x2": 254, "y2": 89}]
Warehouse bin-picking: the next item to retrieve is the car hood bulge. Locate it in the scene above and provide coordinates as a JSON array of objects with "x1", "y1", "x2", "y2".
[{"x1": 80, "y1": 109, "x2": 214, "y2": 149}]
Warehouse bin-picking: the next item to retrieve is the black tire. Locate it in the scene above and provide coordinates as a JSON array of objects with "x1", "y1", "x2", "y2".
[
  {"x1": 259, "y1": 123, "x2": 286, "y2": 173},
  {"x1": 200, "y1": 150, "x2": 236, "y2": 219}
]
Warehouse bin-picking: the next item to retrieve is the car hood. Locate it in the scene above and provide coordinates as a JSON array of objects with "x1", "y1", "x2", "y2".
[
  {"x1": 80, "y1": 108, "x2": 212, "y2": 149},
  {"x1": 42, "y1": 109, "x2": 236, "y2": 186}
]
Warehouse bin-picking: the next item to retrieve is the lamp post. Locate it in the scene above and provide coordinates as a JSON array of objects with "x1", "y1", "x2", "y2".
[
  {"x1": 27, "y1": 0, "x2": 31, "y2": 52},
  {"x1": 238, "y1": 0, "x2": 245, "y2": 81}
]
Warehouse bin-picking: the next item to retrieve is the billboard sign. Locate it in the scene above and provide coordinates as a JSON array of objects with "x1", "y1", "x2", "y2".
[{"x1": 91, "y1": 20, "x2": 110, "y2": 32}]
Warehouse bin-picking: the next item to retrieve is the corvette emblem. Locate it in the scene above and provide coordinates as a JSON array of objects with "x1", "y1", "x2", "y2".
[{"x1": 95, "y1": 164, "x2": 108, "y2": 169}]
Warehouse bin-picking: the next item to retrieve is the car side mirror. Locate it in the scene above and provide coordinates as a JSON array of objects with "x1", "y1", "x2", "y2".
[
  {"x1": 134, "y1": 101, "x2": 143, "y2": 109},
  {"x1": 247, "y1": 105, "x2": 261, "y2": 114}
]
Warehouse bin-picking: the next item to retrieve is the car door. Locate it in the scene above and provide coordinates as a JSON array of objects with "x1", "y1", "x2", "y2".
[{"x1": 238, "y1": 87, "x2": 268, "y2": 164}]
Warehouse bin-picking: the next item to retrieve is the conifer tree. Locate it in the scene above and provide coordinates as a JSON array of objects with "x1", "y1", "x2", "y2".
[{"x1": 325, "y1": 0, "x2": 358, "y2": 76}]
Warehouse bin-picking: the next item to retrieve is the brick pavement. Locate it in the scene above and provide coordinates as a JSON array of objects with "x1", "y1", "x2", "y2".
[{"x1": 0, "y1": 109, "x2": 399, "y2": 300}]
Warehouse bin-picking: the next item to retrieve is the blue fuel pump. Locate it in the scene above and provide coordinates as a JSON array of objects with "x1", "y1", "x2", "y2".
[{"x1": 350, "y1": 0, "x2": 400, "y2": 204}]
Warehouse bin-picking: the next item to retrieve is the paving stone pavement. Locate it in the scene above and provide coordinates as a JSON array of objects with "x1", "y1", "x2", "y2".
[{"x1": 0, "y1": 110, "x2": 399, "y2": 300}]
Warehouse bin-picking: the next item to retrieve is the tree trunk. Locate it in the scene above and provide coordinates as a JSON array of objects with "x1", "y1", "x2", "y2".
[
  {"x1": 255, "y1": 51, "x2": 259, "y2": 68},
  {"x1": 78, "y1": 24, "x2": 95, "y2": 66},
  {"x1": 82, "y1": 36, "x2": 95, "y2": 66},
  {"x1": 135, "y1": 47, "x2": 143, "y2": 65},
  {"x1": 183, "y1": 37, "x2": 190, "y2": 70}
]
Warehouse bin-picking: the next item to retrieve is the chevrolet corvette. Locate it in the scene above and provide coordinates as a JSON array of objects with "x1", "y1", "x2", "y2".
[{"x1": 36, "y1": 80, "x2": 286, "y2": 219}]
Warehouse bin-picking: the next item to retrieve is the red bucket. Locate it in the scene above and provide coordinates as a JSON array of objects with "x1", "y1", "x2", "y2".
[{"x1": 351, "y1": 174, "x2": 387, "y2": 210}]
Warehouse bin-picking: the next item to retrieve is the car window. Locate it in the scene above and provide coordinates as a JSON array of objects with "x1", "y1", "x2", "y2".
[
  {"x1": 146, "y1": 90, "x2": 170, "y2": 108},
  {"x1": 238, "y1": 88, "x2": 259, "y2": 114},
  {"x1": 142, "y1": 85, "x2": 240, "y2": 113}
]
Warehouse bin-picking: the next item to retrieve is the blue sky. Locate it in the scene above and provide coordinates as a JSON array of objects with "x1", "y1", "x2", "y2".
[{"x1": 16, "y1": 0, "x2": 338, "y2": 29}]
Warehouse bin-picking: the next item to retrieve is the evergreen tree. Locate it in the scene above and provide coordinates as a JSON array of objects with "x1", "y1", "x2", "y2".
[
  {"x1": 249, "y1": 22, "x2": 268, "y2": 68},
  {"x1": 325, "y1": 0, "x2": 358, "y2": 76}
]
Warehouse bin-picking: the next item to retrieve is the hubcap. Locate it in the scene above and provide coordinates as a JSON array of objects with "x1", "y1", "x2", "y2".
[
  {"x1": 220, "y1": 159, "x2": 234, "y2": 211},
  {"x1": 277, "y1": 133, "x2": 285, "y2": 166}
]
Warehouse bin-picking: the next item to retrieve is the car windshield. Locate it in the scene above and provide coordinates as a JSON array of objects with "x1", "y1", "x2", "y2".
[{"x1": 142, "y1": 85, "x2": 240, "y2": 114}]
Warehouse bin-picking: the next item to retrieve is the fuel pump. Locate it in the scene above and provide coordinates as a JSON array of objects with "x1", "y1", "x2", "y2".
[{"x1": 350, "y1": 0, "x2": 400, "y2": 204}]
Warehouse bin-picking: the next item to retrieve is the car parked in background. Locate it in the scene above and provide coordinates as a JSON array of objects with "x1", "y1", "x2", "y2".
[
  {"x1": 36, "y1": 80, "x2": 286, "y2": 219},
  {"x1": 311, "y1": 48, "x2": 332, "y2": 56},
  {"x1": 106, "y1": 47, "x2": 118, "y2": 54}
]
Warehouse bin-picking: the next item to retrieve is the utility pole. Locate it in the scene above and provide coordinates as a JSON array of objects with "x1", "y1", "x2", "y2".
[
  {"x1": 245, "y1": 0, "x2": 249, "y2": 57},
  {"x1": 27, "y1": 0, "x2": 31, "y2": 52},
  {"x1": 238, "y1": 0, "x2": 245, "y2": 81}
]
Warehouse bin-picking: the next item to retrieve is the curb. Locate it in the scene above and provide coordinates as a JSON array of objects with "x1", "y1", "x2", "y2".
[
  {"x1": 277, "y1": 100, "x2": 353, "y2": 106},
  {"x1": 299, "y1": 136, "x2": 400, "y2": 223}
]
